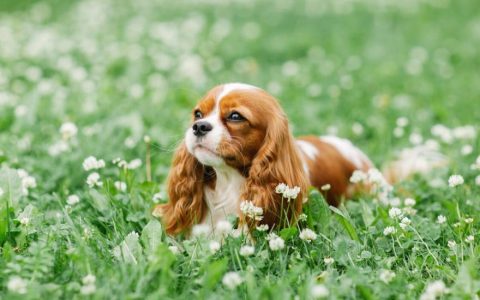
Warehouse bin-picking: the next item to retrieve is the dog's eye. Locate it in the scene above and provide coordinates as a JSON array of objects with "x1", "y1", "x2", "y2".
[
  {"x1": 227, "y1": 112, "x2": 245, "y2": 122},
  {"x1": 194, "y1": 110, "x2": 203, "y2": 120}
]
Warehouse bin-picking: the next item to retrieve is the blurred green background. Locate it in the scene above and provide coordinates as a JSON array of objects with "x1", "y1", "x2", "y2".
[
  {"x1": 1, "y1": 0, "x2": 480, "y2": 298},
  {"x1": 1, "y1": 0, "x2": 479, "y2": 186}
]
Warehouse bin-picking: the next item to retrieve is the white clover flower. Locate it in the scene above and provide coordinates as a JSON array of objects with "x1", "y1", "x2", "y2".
[
  {"x1": 0, "y1": 187, "x2": 4, "y2": 197},
  {"x1": 118, "y1": 159, "x2": 129, "y2": 168},
  {"x1": 299, "y1": 228, "x2": 317, "y2": 243},
  {"x1": 379, "y1": 269, "x2": 396, "y2": 283},
  {"x1": 276, "y1": 183, "x2": 301, "y2": 200},
  {"x1": 124, "y1": 137, "x2": 136, "y2": 148},
  {"x1": 7, "y1": 276, "x2": 27, "y2": 294},
  {"x1": 114, "y1": 181, "x2": 127, "y2": 192},
  {"x1": 152, "y1": 192, "x2": 164, "y2": 202},
  {"x1": 447, "y1": 240, "x2": 456, "y2": 249},
  {"x1": 323, "y1": 257, "x2": 334, "y2": 265},
  {"x1": 393, "y1": 127, "x2": 404, "y2": 138},
  {"x1": 143, "y1": 135, "x2": 151, "y2": 143},
  {"x1": 311, "y1": 284, "x2": 329, "y2": 299},
  {"x1": 367, "y1": 169, "x2": 387, "y2": 185},
  {"x1": 82, "y1": 274, "x2": 96, "y2": 286},
  {"x1": 465, "y1": 235, "x2": 474, "y2": 243},
  {"x1": 66, "y1": 194, "x2": 80, "y2": 206},
  {"x1": 222, "y1": 272, "x2": 243, "y2": 290},
  {"x1": 17, "y1": 169, "x2": 37, "y2": 195},
  {"x1": 80, "y1": 274, "x2": 97, "y2": 295},
  {"x1": 82, "y1": 156, "x2": 105, "y2": 171},
  {"x1": 388, "y1": 207, "x2": 403, "y2": 219},
  {"x1": 383, "y1": 226, "x2": 396, "y2": 236},
  {"x1": 409, "y1": 132, "x2": 423, "y2": 145},
  {"x1": 350, "y1": 170, "x2": 367, "y2": 183},
  {"x1": 239, "y1": 245, "x2": 255, "y2": 257},
  {"x1": 471, "y1": 156, "x2": 480, "y2": 170},
  {"x1": 396, "y1": 117, "x2": 409, "y2": 127},
  {"x1": 283, "y1": 186, "x2": 301, "y2": 200},
  {"x1": 352, "y1": 122, "x2": 364, "y2": 136},
  {"x1": 403, "y1": 207, "x2": 417, "y2": 216},
  {"x1": 19, "y1": 217, "x2": 30, "y2": 226},
  {"x1": 275, "y1": 183, "x2": 288, "y2": 194},
  {"x1": 432, "y1": 124, "x2": 453, "y2": 143},
  {"x1": 86, "y1": 172, "x2": 102, "y2": 188},
  {"x1": 452, "y1": 125, "x2": 476, "y2": 140},
  {"x1": 113, "y1": 158, "x2": 127, "y2": 168},
  {"x1": 60, "y1": 122, "x2": 78, "y2": 140},
  {"x1": 399, "y1": 217, "x2": 411, "y2": 229},
  {"x1": 240, "y1": 201, "x2": 264, "y2": 221},
  {"x1": 256, "y1": 224, "x2": 269, "y2": 232},
  {"x1": 22, "y1": 176, "x2": 37, "y2": 189},
  {"x1": 209, "y1": 241, "x2": 221, "y2": 253},
  {"x1": 268, "y1": 235, "x2": 285, "y2": 251},
  {"x1": 17, "y1": 169, "x2": 29, "y2": 182},
  {"x1": 191, "y1": 224, "x2": 210, "y2": 238},
  {"x1": 215, "y1": 220, "x2": 233, "y2": 236},
  {"x1": 437, "y1": 215, "x2": 447, "y2": 224},
  {"x1": 420, "y1": 280, "x2": 449, "y2": 300},
  {"x1": 464, "y1": 218, "x2": 474, "y2": 224},
  {"x1": 461, "y1": 145, "x2": 473, "y2": 156},
  {"x1": 475, "y1": 175, "x2": 480, "y2": 186},
  {"x1": 298, "y1": 213, "x2": 308, "y2": 222},
  {"x1": 15, "y1": 105, "x2": 28, "y2": 117},
  {"x1": 127, "y1": 159, "x2": 142, "y2": 169},
  {"x1": 448, "y1": 174, "x2": 464, "y2": 187},
  {"x1": 168, "y1": 245, "x2": 180, "y2": 255},
  {"x1": 404, "y1": 198, "x2": 416, "y2": 207},
  {"x1": 83, "y1": 227, "x2": 92, "y2": 240}
]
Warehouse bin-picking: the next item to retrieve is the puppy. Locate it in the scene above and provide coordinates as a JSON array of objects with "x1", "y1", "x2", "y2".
[{"x1": 154, "y1": 83, "x2": 377, "y2": 236}]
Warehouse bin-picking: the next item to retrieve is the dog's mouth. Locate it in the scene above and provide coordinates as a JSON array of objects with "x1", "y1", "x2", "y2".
[{"x1": 194, "y1": 144, "x2": 219, "y2": 156}]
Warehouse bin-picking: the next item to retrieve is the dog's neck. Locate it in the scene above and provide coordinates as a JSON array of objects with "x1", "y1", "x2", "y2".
[{"x1": 201, "y1": 165, "x2": 245, "y2": 232}]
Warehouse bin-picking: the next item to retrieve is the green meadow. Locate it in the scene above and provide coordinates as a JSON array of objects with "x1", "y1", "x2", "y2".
[{"x1": 0, "y1": 0, "x2": 479, "y2": 298}]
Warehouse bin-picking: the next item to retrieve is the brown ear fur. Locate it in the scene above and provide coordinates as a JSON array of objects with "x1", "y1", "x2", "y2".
[
  {"x1": 240, "y1": 108, "x2": 309, "y2": 229},
  {"x1": 154, "y1": 143, "x2": 206, "y2": 235}
]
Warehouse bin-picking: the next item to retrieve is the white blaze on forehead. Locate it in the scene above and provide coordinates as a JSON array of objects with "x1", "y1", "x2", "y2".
[
  {"x1": 186, "y1": 83, "x2": 259, "y2": 167},
  {"x1": 320, "y1": 135, "x2": 372, "y2": 169},
  {"x1": 215, "y1": 83, "x2": 259, "y2": 103},
  {"x1": 296, "y1": 140, "x2": 319, "y2": 160}
]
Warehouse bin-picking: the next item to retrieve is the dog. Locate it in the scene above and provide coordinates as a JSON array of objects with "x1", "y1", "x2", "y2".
[{"x1": 153, "y1": 83, "x2": 444, "y2": 236}]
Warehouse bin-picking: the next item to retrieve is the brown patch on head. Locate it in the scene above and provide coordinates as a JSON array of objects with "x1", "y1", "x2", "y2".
[{"x1": 215, "y1": 89, "x2": 278, "y2": 172}]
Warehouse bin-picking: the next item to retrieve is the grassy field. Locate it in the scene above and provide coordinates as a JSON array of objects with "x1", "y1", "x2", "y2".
[{"x1": 1, "y1": 0, "x2": 480, "y2": 298}]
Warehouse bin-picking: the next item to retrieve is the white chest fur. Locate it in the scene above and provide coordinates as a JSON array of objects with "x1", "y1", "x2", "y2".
[{"x1": 201, "y1": 167, "x2": 245, "y2": 233}]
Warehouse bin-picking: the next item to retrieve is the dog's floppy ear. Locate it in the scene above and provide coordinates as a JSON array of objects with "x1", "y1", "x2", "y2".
[
  {"x1": 153, "y1": 142, "x2": 206, "y2": 235},
  {"x1": 240, "y1": 108, "x2": 309, "y2": 229}
]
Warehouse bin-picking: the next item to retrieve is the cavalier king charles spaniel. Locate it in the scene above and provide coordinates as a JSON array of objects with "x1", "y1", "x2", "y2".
[{"x1": 153, "y1": 83, "x2": 442, "y2": 237}]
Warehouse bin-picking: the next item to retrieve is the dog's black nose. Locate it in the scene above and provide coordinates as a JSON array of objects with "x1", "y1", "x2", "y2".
[{"x1": 192, "y1": 121, "x2": 213, "y2": 137}]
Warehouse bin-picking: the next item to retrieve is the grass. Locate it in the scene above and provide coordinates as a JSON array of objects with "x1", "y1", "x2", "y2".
[{"x1": 0, "y1": 0, "x2": 479, "y2": 298}]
